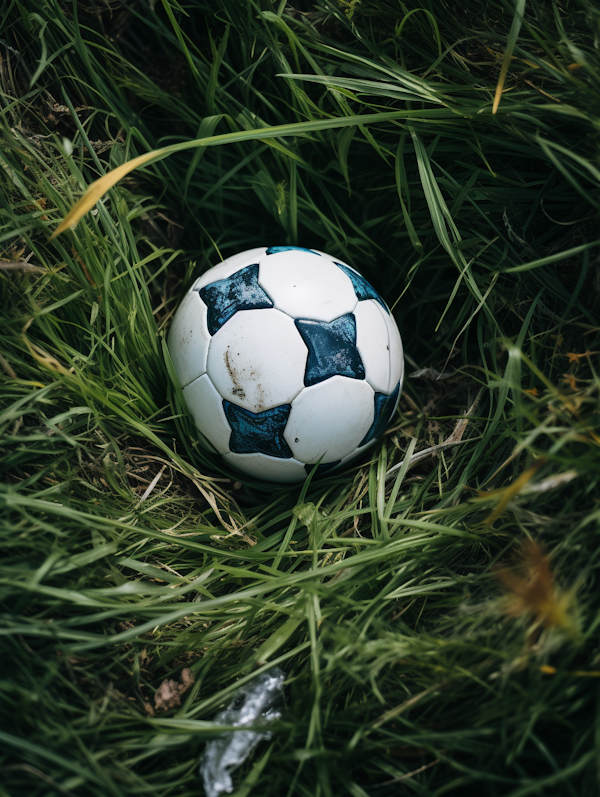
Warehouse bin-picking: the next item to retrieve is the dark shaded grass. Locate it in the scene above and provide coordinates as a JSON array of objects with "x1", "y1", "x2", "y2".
[{"x1": 1, "y1": 0, "x2": 600, "y2": 795}]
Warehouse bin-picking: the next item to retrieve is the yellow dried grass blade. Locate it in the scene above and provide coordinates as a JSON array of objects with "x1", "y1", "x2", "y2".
[
  {"x1": 48, "y1": 110, "x2": 432, "y2": 240},
  {"x1": 22, "y1": 335, "x2": 72, "y2": 376},
  {"x1": 48, "y1": 149, "x2": 168, "y2": 241},
  {"x1": 492, "y1": 0, "x2": 527, "y2": 114},
  {"x1": 484, "y1": 457, "x2": 545, "y2": 527}
]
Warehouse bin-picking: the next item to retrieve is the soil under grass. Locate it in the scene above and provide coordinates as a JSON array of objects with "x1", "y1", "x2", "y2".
[{"x1": 1, "y1": 1, "x2": 600, "y2": 795}]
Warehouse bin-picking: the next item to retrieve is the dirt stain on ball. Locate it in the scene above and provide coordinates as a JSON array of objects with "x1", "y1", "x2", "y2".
[
  {"x1": 224, "y1": 348, "x2": 267, "y2": 410},
  {"x1": 224, "y1": 349, "x2": 246, "y2": 401}
]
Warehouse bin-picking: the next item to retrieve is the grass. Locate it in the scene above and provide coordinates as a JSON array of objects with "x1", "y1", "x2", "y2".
[{"x1": 1, "y1": 0, "x2": 600, "y2": 794}]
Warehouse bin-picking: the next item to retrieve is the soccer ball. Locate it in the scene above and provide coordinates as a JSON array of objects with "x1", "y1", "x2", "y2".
[{"x1": 168, "y1": 246, "x2": 404, "y2": 483}]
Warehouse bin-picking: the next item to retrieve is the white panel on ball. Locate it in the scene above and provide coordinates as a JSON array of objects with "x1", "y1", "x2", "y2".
[
  {"x1": 223, "y1": 452, "x2": 307, "y2": 483},
  {"x1": 182, "y1": 373, "x2": 231, "y2": 454},
  {"x1": 258, "y1": 251, "x2": 357, "y2": 322},
  {"x1": 385, "y1": 313, "x2": 404, "y2": 393},
  {"x1": 192, "y1": 248, "x2": 268, "y2": 292},
  {"x1": 285, "y1": 375, "x2": 375, "y2": 463},
  {"x1": 207, "y1": 309, "x2": 307, "y2": 413},
  {"x1": 354, "y1": 299, "x2": 391, "y2": 395},
  {"x1": 167, "y1": 291, "x2": 211, "y2": 388}
]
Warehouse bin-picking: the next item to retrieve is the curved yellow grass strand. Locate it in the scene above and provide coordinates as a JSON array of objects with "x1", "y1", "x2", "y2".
[
  {"x1": 492, "y1": 58, "x2": 513, "y2": 116},
  {"x1": 48, "y1": 148, "x2": 168, "y2": 241},
  {"x1": 47, "y1": 109, "x2": 456, "y2": 241},
  {"x1": 492, "y1": 0, "x2": 526, "y2": 115},
  {"x1": 483, "y1": 457, "x2": 545, "y2": 527}
]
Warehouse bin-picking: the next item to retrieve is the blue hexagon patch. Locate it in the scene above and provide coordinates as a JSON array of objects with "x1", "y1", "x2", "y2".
[
  {"x1": 295, "y1": 314, "x2": 365, "y2": 387},
  {"x1": 335, "y1": 262, "x2": 389, "y2": 314},
  {"x1": 359, "y1": 382, "x2": 400, "y2": 447},
  {"x1": 266, "y1": 246, "x2": 320, "y2": 256},
  {"x1": 224, "y1": 401, "x2": 293, "y2": 458},
  {"x1": 199, "y1": 264, "x2": 273, "y2": 335}
]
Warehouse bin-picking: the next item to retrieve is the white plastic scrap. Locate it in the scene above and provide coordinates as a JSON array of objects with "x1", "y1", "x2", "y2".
[{"x1": 200, "y1": 668, "x2": 285, "y2": 797}]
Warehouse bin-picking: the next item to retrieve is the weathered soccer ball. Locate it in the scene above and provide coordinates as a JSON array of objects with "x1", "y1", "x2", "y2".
[{"x1": 168, "y1": 246, "x2": 404, "y2": 483}]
